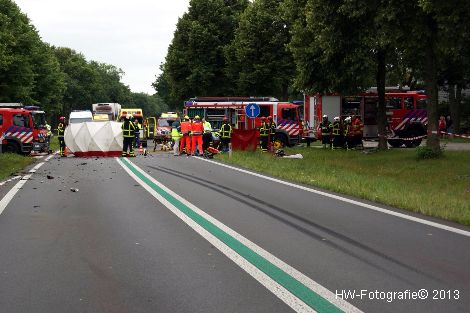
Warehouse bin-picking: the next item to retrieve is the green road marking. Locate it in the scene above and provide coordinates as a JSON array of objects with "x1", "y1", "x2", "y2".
[{"x1": 121, "y1": 158, "x2": 343, "y2": 313}]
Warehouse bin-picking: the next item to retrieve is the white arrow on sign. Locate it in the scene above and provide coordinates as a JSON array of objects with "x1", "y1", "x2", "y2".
[{"x1": 250, "y1": 104, "x2": 256, "y2": 116}]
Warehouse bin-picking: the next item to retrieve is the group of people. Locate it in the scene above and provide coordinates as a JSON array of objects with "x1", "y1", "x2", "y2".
[
  {"x1": 438, "y1": 115, "x2": 453, "y2": 138},
  {"x1": 319, "y1": 114, "x2": 364, "y2": 149},
  {"x1": 258, "y1": 116, "x2": 277, "y2": 152},
  {"x1": 170, "y1": 115, "x2": 233, "y2": 157}
]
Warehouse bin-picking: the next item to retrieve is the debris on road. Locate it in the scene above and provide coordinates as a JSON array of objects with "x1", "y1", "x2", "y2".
[
  {"x1": 70, "y1": 188, "x2": 79, "y2": 192},
  {"x1": 47, "y1": 175, "x2": 54, "y2": 179}
]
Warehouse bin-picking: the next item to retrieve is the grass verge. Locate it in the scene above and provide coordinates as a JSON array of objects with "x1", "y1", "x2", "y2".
[
  {"x1": 216, "y1": 147, "x2": 470, "y2": 226},
  {"x1": 0, "y1": 153, "x2": 35, "y2": 181}
]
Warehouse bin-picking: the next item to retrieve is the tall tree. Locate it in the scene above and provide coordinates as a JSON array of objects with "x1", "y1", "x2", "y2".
[
  {"x1": 226, "y1": 0, "x2": 294, "y2": 100},
  {"x1": 158, "y1": 0, "x2": 248, "y2": 106},
  {"x1": 413, "y1": 0, "x2": 470, "y2": 151},
  {"x1": 0, "y1": 0, "x2": 65, "y2": 110}
]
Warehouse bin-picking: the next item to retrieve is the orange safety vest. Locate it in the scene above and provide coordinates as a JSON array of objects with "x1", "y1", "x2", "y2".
[
  {"x1": 191, "y1": 121, "x2": 204, "y2": 135},
  {"x1": 181, "y1": 121, "x2": 191, "y2": 135}
]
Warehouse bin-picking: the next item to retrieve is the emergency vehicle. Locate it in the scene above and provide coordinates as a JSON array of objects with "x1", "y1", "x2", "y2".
[
  {"x1": 0, "y1": 103, "x2": 49, "y2": 154},
  {"x1": 154, "y1": 112, "x2": 179, "y2": 144},
  {"x1": 304, "y1": 90, "x2": 428, "y2": 148},
  {"x1": 92, "y1": 103, "x2": 121, "y2": 121},
  {"x1": 183, "y1": 97, "x2": 303, "y2": 147}
]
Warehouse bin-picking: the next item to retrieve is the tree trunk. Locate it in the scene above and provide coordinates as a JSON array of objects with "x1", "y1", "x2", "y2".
[
  {"x1": 281, "y1": 83, "x2": 289, "y2": 101},
  {"x1": 424, "y1": 15, "x2": 440, "y2": 152},
  {"x1": 376, "y1": 48, "x2": 388, "y2": 150}
]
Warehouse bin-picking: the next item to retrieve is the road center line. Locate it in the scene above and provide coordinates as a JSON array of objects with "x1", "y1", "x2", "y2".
[
  {"x1": 116, "y1": 157, "x2": 362, "y2": 313},
  {"x1": 196, "y1": 158, "x2": 470, "y2": 237}
]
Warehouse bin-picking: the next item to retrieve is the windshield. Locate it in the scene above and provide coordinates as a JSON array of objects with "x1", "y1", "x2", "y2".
[
  {"x1": 32, "y1": 112, "x2": 46, "y2": 128},
  {"x1": 158, "y1": 119, "x2": 177, "y2": 127},
  {"x1": 70, "y1": 118, "x2": 93, "y2": 124}
]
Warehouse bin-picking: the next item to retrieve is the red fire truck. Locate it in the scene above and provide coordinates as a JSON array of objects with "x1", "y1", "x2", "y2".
[
  {"x1": 0, "y1": 103, "x2": 50, "y2": 154},
  {"x1": 183, "y1": 97, "x2": 303, "y2": 147},
  {"x1": 303, "y1": 90, "x2": 428, "y2": 147}
]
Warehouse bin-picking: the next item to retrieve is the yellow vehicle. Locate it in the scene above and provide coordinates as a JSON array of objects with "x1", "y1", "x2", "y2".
[{"x1": 92, "y1": 113, "x2": 110, "y2": 121}]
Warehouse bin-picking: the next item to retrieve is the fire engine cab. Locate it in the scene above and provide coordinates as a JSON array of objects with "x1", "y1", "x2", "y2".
[
  {"x1": 183, "y1": 97, "x2": 303, "y2": 147},
  {"x1": 0, "y1": 103, "x2": 49, "y2": 154},
  {"x1": 304, "y1": 90, "x2": 428, "y2": 148}
]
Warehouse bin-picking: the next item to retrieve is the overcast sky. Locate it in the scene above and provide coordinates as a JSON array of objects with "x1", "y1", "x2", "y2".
[{"x1": 14, "y1": 0, "x2": 190, "y2": 94}]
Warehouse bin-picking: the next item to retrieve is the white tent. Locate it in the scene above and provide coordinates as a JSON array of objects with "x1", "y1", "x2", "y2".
[{"x1": 64, "y1": 121, "x2": 123, "y2": 157}]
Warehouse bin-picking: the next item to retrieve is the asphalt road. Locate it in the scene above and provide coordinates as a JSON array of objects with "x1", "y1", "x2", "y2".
[{"x1": 0, "y1": 150, "x2": 469, "y2": 313}]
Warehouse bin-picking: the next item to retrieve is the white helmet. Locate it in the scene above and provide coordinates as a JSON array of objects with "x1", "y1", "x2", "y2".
[
  {"x1": 345, "y1": 117, "x2": 352, "y2": 123},
  {"x1": 322, "y1": 114, "x2": 328, "y2": 118},
  {"x1": 334, "y1": 116, "x2": 340, "y2": 122}
]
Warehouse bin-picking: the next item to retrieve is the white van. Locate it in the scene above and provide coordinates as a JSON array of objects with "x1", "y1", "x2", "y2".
[{"x1": 69, "y1": 110, "x2": 93, "y2": 124}]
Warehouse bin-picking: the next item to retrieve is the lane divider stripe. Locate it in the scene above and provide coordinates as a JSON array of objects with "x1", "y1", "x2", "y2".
[
  {"x1": 117, "y1": 157, "x2": 362, "y2": 313},
  {"x1": 0, "y1": 155, "x2": 53, "y2": 216},
  {"x1": 196, "y1": 158, "x2": 470, "y2": 237}
]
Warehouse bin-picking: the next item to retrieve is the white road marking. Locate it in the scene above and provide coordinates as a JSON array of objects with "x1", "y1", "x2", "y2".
[
  {"x1": 0, "y1": 155, "x2": 53, "y2": 216},
  {"x1": 117, "y1": 158, "x2": 362, "y2": 313},
  {"x1": 0, "y1": 176, "x2": 22, "y2": 186},
  {"x1": 197, "y1": 158, "x2": 470, "y2": 237}
]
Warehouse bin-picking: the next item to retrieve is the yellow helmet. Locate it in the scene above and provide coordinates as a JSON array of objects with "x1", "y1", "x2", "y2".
[
  {"x1": 184, "y1": 115, "x2": 189, "y2": 120},
  {"x1": 194, "y1": 115, "x2": 200, "y2": 120}
]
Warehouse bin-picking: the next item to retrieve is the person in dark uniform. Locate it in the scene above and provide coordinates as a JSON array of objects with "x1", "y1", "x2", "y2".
[
  {"x1": 259, "y1": 117, "x2": 269, "y2": 152},
  {"x1": 57, "y1": 116, "x2": 66, "y2": 157},
  {"x1": 331, "y1": 116, "x2": 343, "y2": 149},
  {"x1": 121, "y1": 115, "x2": 136, "y2": 157},
  {"x1": 320, "y1": 114, "x2": 332, "y2": 149},
  {"x1": 218, "y1": 117, "x2": 232, "y2": 152}
]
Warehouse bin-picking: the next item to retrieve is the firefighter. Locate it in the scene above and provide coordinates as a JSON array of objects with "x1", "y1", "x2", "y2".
[
  {"x1": 133, "y1": 118, "x2": 141, "y2": 148},
  {"x1": 267, "y1": 116, "x2": 276, "y2": 150},
  {"x1": 121, "y1": 114, "x2": 136, "y2": 157},
  {"x1": 218, "y1": 117, "x2": 232, "y2": 152},
  {"x1": 180, "y1": 115, "x2": 191, "y2": 155},
  {"x1": 259, "y1": 117, "x2": 269, "y2": 152},
  {"x1": 343, "y1": 116, "x2": 353, "y2": 149},
  {"x1": 320, "y1": 114, "x2": 332, "y2": 149},
  {"x1": 171, "y1": 122, "x2": 182, "y2": 156},
  {"x1": 331, "y1": 116, "x2": 343, "y2": 149},
  {"x1": 202, "y1": 117, "x2": 212, "y2": 155},
  {"x1": 191, "y1": 115, "x2": 204, "y2": 156},
  {"x1": 352, "y1": 116, "x2": 363, "y2": 148},
  {"x1": 57, "y1": 116, "x2": 66, "y2": 157}
]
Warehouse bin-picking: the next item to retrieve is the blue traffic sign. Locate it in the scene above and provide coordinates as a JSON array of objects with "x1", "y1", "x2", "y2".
[{"x1": 245, "y1": 103, "x2": 260, "y2": 118}]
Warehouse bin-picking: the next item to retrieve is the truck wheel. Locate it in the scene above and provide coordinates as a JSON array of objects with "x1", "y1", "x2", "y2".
[
  {"x1": 388, "y1": 139, "x2": 403, "y2": 148},
  {"x1": 5, "y1": 141, "x2": 20, "y2": 154}
]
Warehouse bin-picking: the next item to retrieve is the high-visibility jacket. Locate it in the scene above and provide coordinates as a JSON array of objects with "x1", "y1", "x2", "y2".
[
  {"x1": 57, "y1": 123, "x2": 65, "y2": 138},
  {"x1": 134, "y1": 122, "x2": 141, "y2": 136},
  {"x1": 219, "y1": 123, "x2": 232, "y2": 139},
  {"x1": 181, "y1": 121, "x2": 191, "y2": 135},
  {"x1": 203, "y1": 121, "x2": 212, "y2": 133},
  {"x1": 259, "y1": 122, "x2": 269, "y2": 137},
  {"x1": 46, "y1": 124, "x2": 52, "y2": 137},
  {"x1": 332, "y1": 121, "x2": 341, "y2": 136},
  {"x1": 191, "y1": 121, "x2": 204, "y2": 136},
  {"x1": 171, "y1": 127, "x2": 182, "y2": 140},
  {"x1": 344, "y1": 124, "x2": 353, "y2": 137},
  {"x1": 268, "y1": 121, "x2": 276, "y2": 135},
  {"x1": 320, "y1": 120, "x2": 332, "y2": 135},
  {"x1": 122, "y1": 119, "x2": 136, "y2": 137}
]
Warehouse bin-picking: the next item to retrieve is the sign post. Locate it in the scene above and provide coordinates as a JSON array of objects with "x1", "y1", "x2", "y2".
[{"x1": 245, "y1": 103, "x2": 260, "y2": 129}]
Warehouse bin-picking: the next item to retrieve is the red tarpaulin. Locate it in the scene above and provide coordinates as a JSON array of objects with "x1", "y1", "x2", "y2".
[{"x1": 231, "y1": 129, "x2": 259, "y2": 151}]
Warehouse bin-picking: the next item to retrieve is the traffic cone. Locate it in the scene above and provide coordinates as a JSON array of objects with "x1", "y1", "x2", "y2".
[{"x1": 139, "y1": 143, "x2": 143, "y2": 155}]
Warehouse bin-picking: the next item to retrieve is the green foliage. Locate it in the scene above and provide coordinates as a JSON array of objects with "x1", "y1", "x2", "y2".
[
  {"x1": 225, "y1": 0, "x2": 294, "y2": 100},
  {"x1": 155, "y1": 0, "x2": 248, "y2": 105},
  {"x1": 0, "y1": 153, "x2": 35, "y2": 181},
  {"x1": 415, "y1": 145, "x2": 444, "y2": 160},
  {"x1": 129, "y1": 93, "x2": 168, "y2": 117},
  {"x1": 0, "y1": 0, "x2": 65, "y2": 108}
]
